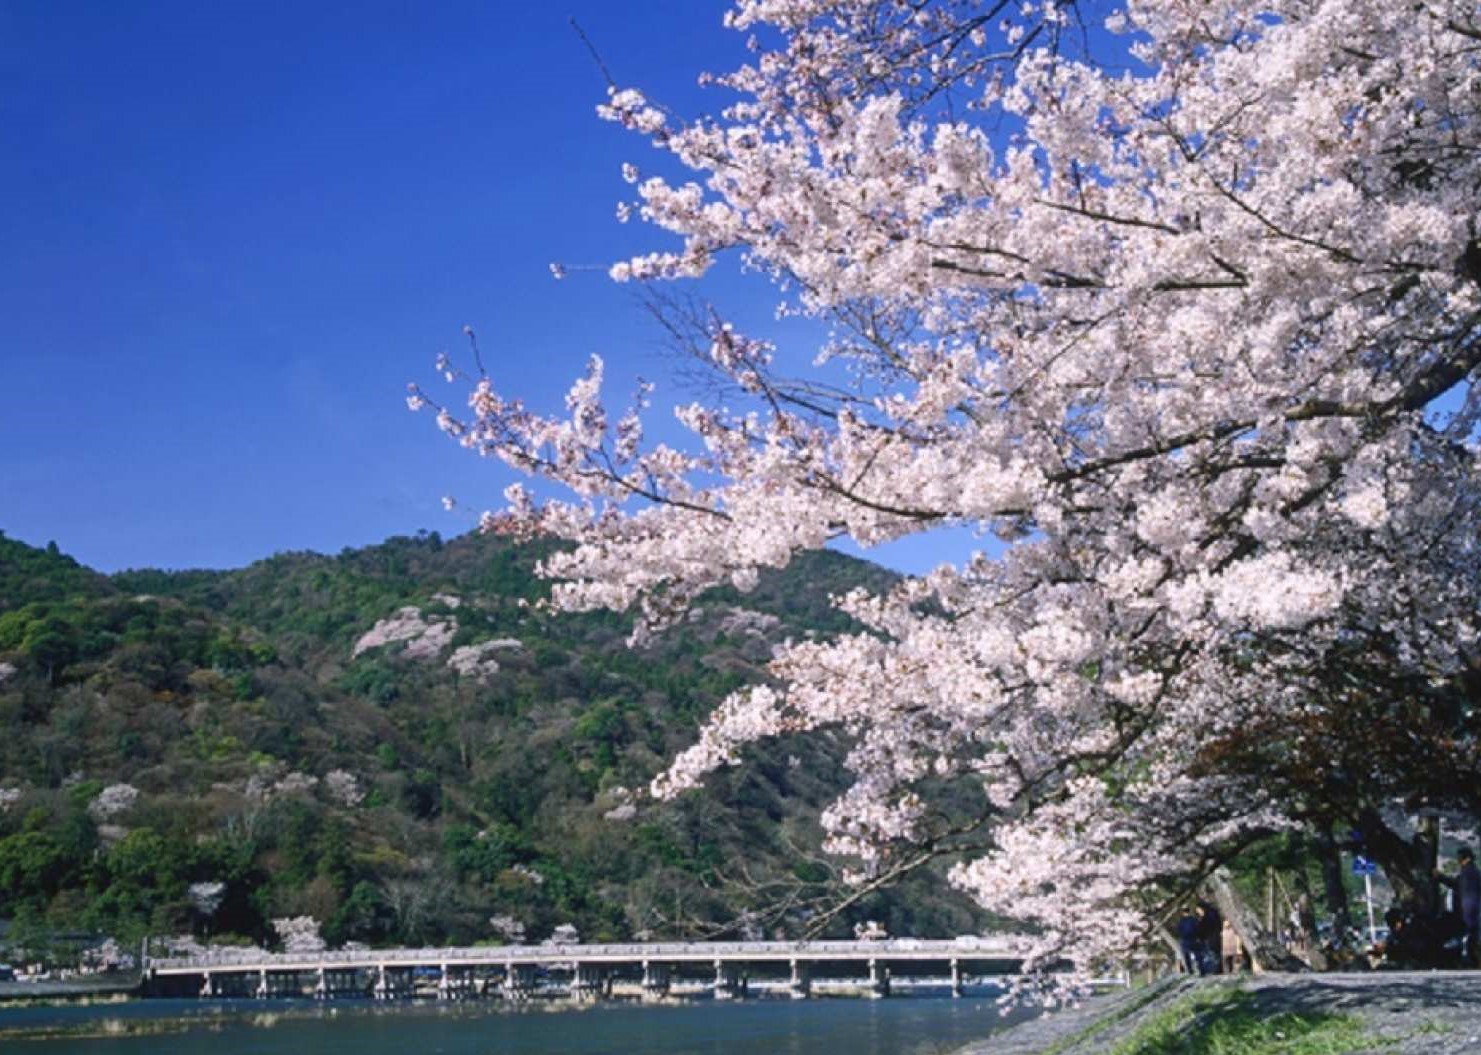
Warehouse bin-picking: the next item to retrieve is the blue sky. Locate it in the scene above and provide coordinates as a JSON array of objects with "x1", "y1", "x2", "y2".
[{"x1": 0, "y1": 1, "x2": 988, "y2": 578}]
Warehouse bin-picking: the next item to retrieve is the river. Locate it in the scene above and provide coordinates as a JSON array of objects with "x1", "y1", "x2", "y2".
[{"x1": 3, "y1": 991, "x2": 1036, "y2": 1053}]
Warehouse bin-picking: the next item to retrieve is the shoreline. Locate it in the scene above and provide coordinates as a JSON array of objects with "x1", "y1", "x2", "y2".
[{"x1": 0, "y1": 974, "x2": 142, "y2": 1007}]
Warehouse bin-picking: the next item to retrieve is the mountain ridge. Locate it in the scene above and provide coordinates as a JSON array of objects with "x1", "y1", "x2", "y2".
[{"x1": 0, "y1": 528, "x2": 995, "y2": 954}]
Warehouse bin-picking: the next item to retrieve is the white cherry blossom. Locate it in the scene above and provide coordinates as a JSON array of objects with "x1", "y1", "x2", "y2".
[{"x1": 419, "y1": 0, "x2": 1481, "y2": 980}]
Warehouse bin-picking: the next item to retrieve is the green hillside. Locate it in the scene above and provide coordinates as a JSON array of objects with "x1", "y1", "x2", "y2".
[{"x1": 0, "y1": 529, "x2": 993, "y2": 952}]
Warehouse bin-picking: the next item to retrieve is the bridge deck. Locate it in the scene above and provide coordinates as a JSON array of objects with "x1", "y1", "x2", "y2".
[{"x1": 151, "y1": 938, "x2": 1023, "y2": 976}]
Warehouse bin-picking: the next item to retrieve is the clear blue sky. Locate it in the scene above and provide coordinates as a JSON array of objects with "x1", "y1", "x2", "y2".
[{"x1": 0, "y1": 1, "x2": 983, "y2": 577}]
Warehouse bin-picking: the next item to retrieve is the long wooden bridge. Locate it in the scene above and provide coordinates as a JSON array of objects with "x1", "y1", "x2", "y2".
[{"x1": 146, "y1": 937, "x2": 1025, "y2": 1001}]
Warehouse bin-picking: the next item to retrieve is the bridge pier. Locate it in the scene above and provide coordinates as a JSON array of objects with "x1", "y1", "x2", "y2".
[
  {"x1": 571, "y1": 963, "x2": 608, "y2": 1001},
  {"x1": 868, "y1": 958, "x2": 890, "y2": 999},
  {"x1": 202, "y1": 970, "x2": 256, "y2": 998},
  {"x1": 373, "y1": 964, "x2": 413, "y2": 1000},
  {"x1": 315, "y1": 967, "x2": 348, "y2": 1000},
  {"x1": 641, "y1": 961, "x2": 670, "y2": 1000},
  {"x1": 439, "y1": 964, "x2": 479, "y2": 1000},
  {"x1": 713, "y1": 959, "x2": 746, "y2": 1000},
  {"x1": 502, "y1": 963, "x2": 538, "y2": 1001},
  {"x1": 950, "y1": 958, "x2": 963, "y2": 998},
  {"x1": 788, "y1": 959, "x2": 811, "y2": 999},
  {"x1": 256, "y1": 968, "x2": 300, "y2": 998}
]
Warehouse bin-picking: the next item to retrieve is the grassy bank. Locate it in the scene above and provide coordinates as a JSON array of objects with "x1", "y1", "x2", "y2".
[{"x1": 1101, "y1": 985, "x2": 1377, "y2": 1055}]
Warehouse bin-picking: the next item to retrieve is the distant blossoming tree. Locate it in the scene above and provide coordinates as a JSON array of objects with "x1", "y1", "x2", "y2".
[
  {"x1": 272, "y1": 916, "x2": 327, "y2": 954},
  {"x1": 324, "y1": 769, "x2": 365, "y2": 808},
  {"x1": 417, "y1": 0, "x2": 1481, "y2": 978},
  {"x1": 488, "y1": 914, "x2": 527, "y2": 944},
  {"x1": 273, "y1": 771, "x2": 319, "y2": 797},
  {"x1": 188, "y1": 881, "x2": 227, "y2": 919},
  {"x1": 88, "y1": 783, "x2": 138, "y2": 820}
]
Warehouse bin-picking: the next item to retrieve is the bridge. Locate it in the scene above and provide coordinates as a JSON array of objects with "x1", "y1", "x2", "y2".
[{"x1": 146, "y1": 937, "x2": 1025, "y2": 1001}]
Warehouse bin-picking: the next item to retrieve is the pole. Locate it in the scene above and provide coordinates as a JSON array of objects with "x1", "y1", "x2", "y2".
[{"x1": 1364, "y1": 874, "x2": 1377, "y2": 945}]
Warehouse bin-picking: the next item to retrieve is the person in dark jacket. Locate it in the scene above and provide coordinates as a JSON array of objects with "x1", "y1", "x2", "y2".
[
  {"x1": 1176, "y1": 908, "x2": 1205, "y2": 974},
  {"x1": 1195, "y1": 901, "x2": 1224, "y2": 974},
  {"x1": 1438, "y1": 846, "x2": 1481, "y2": 967},
  {"x1": 1381, "y1": 902, "x2": 1454, "y2": 968}
]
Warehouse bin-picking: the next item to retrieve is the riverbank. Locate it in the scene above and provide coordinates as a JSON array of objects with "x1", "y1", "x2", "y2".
[
  {"x1": 0, "y1": 973, "x2": 141, "y2": 1006},
  {"x1": 963, "y1": 972, "x2": 1481, "y2": 1055}
]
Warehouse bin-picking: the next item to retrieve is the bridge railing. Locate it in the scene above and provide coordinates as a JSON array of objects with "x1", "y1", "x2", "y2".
[{"x1": 150, "y1": 937, "x2": 1024, "y2": 972}]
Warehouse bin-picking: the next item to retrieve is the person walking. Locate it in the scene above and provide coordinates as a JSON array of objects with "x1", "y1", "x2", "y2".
[
  {"x1": 1221, "y1": 918, "x2": 1242, "y2": 974},
  {"x1": 1437, "y1": 846, "x2": 1481, "y2": 967},
  {"x1": 1176, "y1": 908, "x2": 1204, "y2": 975}
]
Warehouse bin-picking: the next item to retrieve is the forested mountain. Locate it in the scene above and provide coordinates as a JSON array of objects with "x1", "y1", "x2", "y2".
[{"x1": 0, "y1": 529, "x2": 995, "y2": 951}]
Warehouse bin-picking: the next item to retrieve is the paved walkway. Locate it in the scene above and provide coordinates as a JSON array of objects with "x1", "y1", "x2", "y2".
[
  {"x1": 956, "y1": 972, "x2": 1481, "y2": 1054},
  {"x1": 1241, "y1": 973, "x2": 1481, "y2": 1054}
]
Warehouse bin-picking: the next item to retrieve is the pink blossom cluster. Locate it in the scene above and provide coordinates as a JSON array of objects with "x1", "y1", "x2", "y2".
[
  {"x1": 352, "y1": 605, "x2": 452, "y2": 658},
  {"x1": 273, "y1": 771, "x2": 319, "y2": 797},
  {"x1": 488, "y1": 914, "x2": 527, "y2": 942},
  {"x1": 419, "y1": 0, "x2": 1481, "y2": 980},
  {"x1": 323, "y1": 769, "x2": 364, "y2": 807},
  {"x1": 271, "y1": 916, "x2": 327, "y2": 954},
  {"x1": 187, "y1": 881, "x2": 226, "y2": 916},
  {"x1": 353, "y1": 598, "x2": 521, "y2": 679},
  {"x1": 88, "y1": 782, "x2": 139, "y2": 820},
  {"x1": 447, "y1": 637, "x2": 522, "y2": 680}
]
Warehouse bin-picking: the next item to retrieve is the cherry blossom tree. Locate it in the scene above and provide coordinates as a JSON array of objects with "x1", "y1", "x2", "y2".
[
  {"x1": 187, "y1": 881, "x2": 227, "y2": 918},
  {"x1": 88, "y1": 783, "x2": 139, "y2": 821},
  {"x1": 272, "y1": 916, "x2": 327, "y2": 954},
  {"x1": 417, "y1": 0, "x2": 1481, "y2": 979}
]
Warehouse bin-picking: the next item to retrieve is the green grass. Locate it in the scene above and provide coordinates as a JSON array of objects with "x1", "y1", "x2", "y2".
[
  {"x1": 1035, "y1": 978, "x2": 1186, "y2": 1055},
  {"x1": 1104, "y1": 986, "x2": 1385, "y2": 1055}
]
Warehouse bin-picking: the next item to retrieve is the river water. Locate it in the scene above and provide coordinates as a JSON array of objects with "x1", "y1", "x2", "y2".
[{"x1": 4, "y1": 991, "x2": 1035, "y2": 1053}]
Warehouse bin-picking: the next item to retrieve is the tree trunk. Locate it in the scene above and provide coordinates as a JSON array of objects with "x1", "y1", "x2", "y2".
[
  {"x1": 1209, "y1": 870, "x2": 1306, "y2": 973},
  {"x1": 1287, "y1": 831, "x2": 1330, "y2": 970},
  {"x1": 1357, "y1": 808, "x2": 1440, "y2": 917},
  {"x1": 1314, "y1": 824, "x2": 1352, "y2": 940},
  {"x1": 1416, "y1": 814, "x2": 1441, "y2": 911},
  {"x1": 1153, "y1": 924, "x2": 1184, "y2": 973}
]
